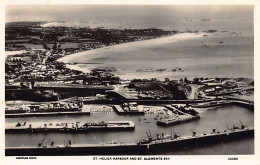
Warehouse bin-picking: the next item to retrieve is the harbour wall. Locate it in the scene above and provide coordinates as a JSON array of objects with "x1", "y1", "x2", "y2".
[{"x1": 6, "y1": 128, "x2": 254, "y2": 156}]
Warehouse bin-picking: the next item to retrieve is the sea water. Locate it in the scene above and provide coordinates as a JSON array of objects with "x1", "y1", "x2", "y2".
[{"x1": 5, "y1": 104, "x2": 254, "y2": 155}]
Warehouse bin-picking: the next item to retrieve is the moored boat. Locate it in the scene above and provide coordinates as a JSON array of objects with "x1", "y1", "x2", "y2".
[{"x1": 6, "y1": 124, "x2": 253, "y2": 156}]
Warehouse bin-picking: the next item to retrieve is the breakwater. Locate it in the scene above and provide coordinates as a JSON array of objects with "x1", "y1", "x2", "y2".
[{"x1": 6, "y1": 127, "x2": 254, "y2": 156}]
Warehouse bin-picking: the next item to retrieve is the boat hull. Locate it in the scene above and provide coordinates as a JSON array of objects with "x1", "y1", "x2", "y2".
[{"x1": 5, "y1": 128, "x2": 254, "y2": 156}]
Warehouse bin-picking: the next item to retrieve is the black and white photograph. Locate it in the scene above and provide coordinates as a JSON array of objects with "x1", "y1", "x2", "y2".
[{"x1": 2, "y1": 1, "x2": 258, "y2": 162}]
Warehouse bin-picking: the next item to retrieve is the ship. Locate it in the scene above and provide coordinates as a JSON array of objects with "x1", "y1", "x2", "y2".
[
  {"x1": 137, "y1": 124, "x2": 253, "y2": 150},
  {"x1": 5, "y1": 121, "x2": 135, "y2": 133},
  {"x1": 5, "y1": 124, "x2": 254, "y2": 156}
]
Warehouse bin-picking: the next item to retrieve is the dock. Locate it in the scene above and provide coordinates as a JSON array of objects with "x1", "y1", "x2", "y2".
[
  {"x1": 5, "y1": 110, "x2": 90, "y2": 118},
  {"x1": 6, "y1": 121, "x2": 135, "y2": 133},
  {"x1": 190, "y1": 101, "x2": 232, "y2": 108},
  {"x1": 190, "y1": 98, "x2": 254, "y2": 110},
  {"x1": 5, "y1": 127, "x2": 254, "y2": 156},
  {"x1": 157, "y1": 115, "x2": 200, "y2": 126},
  {"x1": 157, "y1": 105, "x2": 200, "y2": 126}
]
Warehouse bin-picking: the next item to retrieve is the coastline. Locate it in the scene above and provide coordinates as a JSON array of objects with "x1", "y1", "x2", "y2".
[
  {"x1": 57, "y1": 32, "x2": 205, "y2": 64},
  {"x1": 65, "y1": 64, "x2": 92, "y2": 73},
  {"x1": 56, "y1": 31, "x2": 254, "y2": 80}
]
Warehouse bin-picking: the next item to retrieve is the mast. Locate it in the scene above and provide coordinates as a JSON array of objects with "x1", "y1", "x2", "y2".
[
  {"x1": 102, "y1": 136, "x2": 104, "y2": 144},
  {"x1": 149, "y1": 129, "x2": 151, "y2": 137}
]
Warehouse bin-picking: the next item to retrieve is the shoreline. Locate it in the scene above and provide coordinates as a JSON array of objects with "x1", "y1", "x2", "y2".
[
  {"x1": 57, "y1": 32, "x2": 205, "y2": 76},
  {"x1": 57, "y1": 32, "x2": 205, "y2": 64}
]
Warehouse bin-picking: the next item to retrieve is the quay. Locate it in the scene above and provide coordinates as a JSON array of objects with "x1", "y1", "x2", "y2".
[
  {"x1": 228, "y1": 98, "x2": 254, "y2": 110},
  {"x1": 5, "y1": 98, "x2": 253, "y2": 118},
  {"x1": 5, "y1": 105, "x2": 90, "y2": 118},
  {"x1": 5, "y1": 110, "x2": 90, "y2": 118},
  {"x1": 5, "y1": 126, "x2": 254, "y2": 156},
  {"x1": 157, "y1": 115, "x2": 200, "y2": 126},
  {"x1": 190, "y1": 100, "x2": 232, "y2": 108},
  {"x1": 190, "y1": 98, "x2": 254, "y2": 110},
  {"x1": 157, "y1": 105, "x2": 200, "y2": 126},
  {"x1": 5, "y1": 121, "x2": 135, "y2": 133}
]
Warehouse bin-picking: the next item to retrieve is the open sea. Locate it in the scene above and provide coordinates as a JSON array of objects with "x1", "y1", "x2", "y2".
[{"x1": 51, "y1": 5, "x2": 254, "y2": 80}]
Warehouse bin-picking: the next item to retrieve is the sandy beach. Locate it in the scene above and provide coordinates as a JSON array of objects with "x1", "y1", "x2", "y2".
[
  {"x1": 58, "y1": 32, "x2": 206, "y2": 76},
  {"x1": 58, "y1": 33, "x2": 205, "y2": 64},
  {"x1": 58, "y1": 30, "x2": 253, "y2": 80}
]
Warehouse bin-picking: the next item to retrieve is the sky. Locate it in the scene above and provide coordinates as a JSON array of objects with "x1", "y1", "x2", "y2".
[{"x1": 5, "y1": 5, "x2": 254, "y2": 23}]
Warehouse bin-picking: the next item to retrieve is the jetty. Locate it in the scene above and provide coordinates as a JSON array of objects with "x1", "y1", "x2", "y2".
[
  {"x1": 6, "y1": 121, "x2": 135, "y2": 133},
  {"x1": 6, "y1": 126, "x2": 254, "y2": 156},
  {"x1": 157, "y1": 115, "x2": 200, "y2": 126}
]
